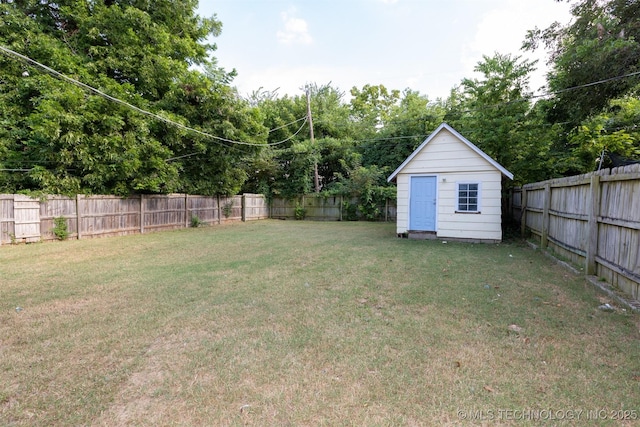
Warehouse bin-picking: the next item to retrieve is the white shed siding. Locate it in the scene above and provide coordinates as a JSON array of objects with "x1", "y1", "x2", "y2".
[
  {"x1": 436, "y1": 170, "x2": 503, "y2": 240},
  {"x1": 399, "y1": 130, "x2": 491, "y2": 174},
  {"x1": 394, "y1": 128, "x2": 505, "y2": 241},
  {"x1": 395, "y1": 174, "x2": 410, "y2": 234}
]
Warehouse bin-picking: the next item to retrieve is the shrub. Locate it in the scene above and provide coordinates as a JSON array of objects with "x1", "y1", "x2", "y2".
[
  {"x1": 342, "y1": 202, "x2": 358, "y2": 221},
  {"x1": 294, "y1": 202, "x2": 307, "y2": 220},
  {"x1": 190, "y1": 215, "x2": 202, "y2": 228},
  {"x1": 222, "y1": 202, "x2": 234, "y2": 218},
  {"x1": 53, "y1": 217, "x2": 69, "y2": 241}
]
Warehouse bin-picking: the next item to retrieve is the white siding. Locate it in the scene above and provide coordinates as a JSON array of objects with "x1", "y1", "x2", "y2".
[
  {"x1": 395, "y1": 129, "x2": 504, "y2": 241},
  {"x1": 396, "y1": 174, "x2": 409, "y2": 234}
]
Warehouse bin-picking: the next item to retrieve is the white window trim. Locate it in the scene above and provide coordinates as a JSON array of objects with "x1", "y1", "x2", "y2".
[{"x1": 456, "y1": 181, "x2": 481, "y2": 213}]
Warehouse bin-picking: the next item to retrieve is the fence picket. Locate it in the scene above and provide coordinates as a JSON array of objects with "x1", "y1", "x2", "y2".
[
  {"x1": 512, "y1": 165, "x2": 640, "y2": 300},
  {"x1": 0, "y1": 193, "x2": 270, "y2": 244}
]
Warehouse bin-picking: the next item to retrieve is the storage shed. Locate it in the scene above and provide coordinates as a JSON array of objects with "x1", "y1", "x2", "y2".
[{"x1": 387, "y1": 123, "x2": 513, "y2": 243}]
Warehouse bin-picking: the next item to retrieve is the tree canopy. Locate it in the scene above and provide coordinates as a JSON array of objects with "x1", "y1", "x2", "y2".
[
  {"x1": 0, "y1": 0, "x2": 264, "y2": 195},
  {"x1": 1, "y1": 0, "x2": 638, "y2": 207}
]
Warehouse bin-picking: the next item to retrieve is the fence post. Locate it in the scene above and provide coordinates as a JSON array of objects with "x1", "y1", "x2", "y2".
[
  {"x1": 241, "y1": 194, "x2": 246, "y2": 222},
  {"x1": 140, "y1": 194, "x2": 145, "y2": 234},
  {"x1": 541, "y1": 184, "x2": 551, "y2": 248},
  {"x1": 385, "y1": 198, "x2": 388, "y2": 222},
  {"x1": 217, "y1": 195, "x2": 222, "y2": 224},
  {"x1": 520, "y1": 188, "x2": 527, "y2": 238},
  {"x1": 586, "y1": 175, "x2": 601, "y2": 275},
  {"x1": 76, "y1": 194, "x2": 82, "y2": 240},
  {"x1": 184, "y1": 194, "x2": 189, "y2": 228}
]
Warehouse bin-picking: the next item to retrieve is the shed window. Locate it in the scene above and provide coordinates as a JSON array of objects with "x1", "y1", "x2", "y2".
[{"x1": 457, "y1": 183, "x2": 479, "y2": 212}]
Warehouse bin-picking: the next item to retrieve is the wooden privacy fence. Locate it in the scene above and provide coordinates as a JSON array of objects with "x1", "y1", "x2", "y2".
[
  {"x1": 0, "y1": 193, "x2": 268, "y2": 244},
  {"x1": 270, "y1": 194, "x2": 397, "y2": 221},
  {"x1": 511, "y1": 164, "x2": 640, "y2": 300}
]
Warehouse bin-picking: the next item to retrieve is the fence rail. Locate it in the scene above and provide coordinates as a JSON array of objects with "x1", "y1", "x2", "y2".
[
  {"x1": 511, "y1": 164, "x2": 640, "y2": 300},
  {"x1": 270, "y1": 194, "x2": 397, "y2": 221},
  {"x1": 0, "y1": 193, "x2": 268, "y2": 244}
]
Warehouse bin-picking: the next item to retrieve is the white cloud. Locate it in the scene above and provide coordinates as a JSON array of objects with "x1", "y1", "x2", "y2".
[
  {"x1": 276, "y1": 9, "x2": 313, "y2": 46},
  {"x1": 231, "y1": 64, "x2": 366, "y2": 99}
]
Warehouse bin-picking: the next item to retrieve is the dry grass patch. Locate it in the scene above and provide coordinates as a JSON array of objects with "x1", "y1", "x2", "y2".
[{"x1": 1, "y1": 220, "x2": 639, "y2": 426}]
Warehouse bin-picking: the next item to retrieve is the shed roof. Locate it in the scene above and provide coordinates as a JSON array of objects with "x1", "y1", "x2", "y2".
[{"x1": 387, "y1": 123, "x2": 514, "y2": 182}]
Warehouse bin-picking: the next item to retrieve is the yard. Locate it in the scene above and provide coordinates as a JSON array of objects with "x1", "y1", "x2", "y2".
[{"x1": 1, "y1": 220, "x2": 639, "y2": 426}]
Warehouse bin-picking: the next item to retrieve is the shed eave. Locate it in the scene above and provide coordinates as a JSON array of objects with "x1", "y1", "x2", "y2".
[{"x1": 386, "y1": 122, "x2": 514, "y2": 182}]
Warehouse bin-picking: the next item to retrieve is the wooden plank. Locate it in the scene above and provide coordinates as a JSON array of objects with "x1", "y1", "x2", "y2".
[
  {"x1": 185, "y1": 194, "x2": 189, "y2": 228},
  {"x1": 595, "y1": 255, "x2": 640, "y2": 286},
  {"x1": 586, "y1": 175, "x2": 601, "y2": 275},
  {"x1": 541, "y1": 183, "x2": 551, "y2": 248},
  {"x1": 548, "y1": 209, "x2": 588, "y2": 222},
  {"x1": 13, "y1": 195, "x2": 40, "y2": 242},
  {"x1": 77, "y1": 195, "x2": 83, "y2": 240},
  {"x1": 600, "y1": 171, "x2": 640, "y2": 183},
  {"x1": 550, "y1": 178, "x2": 590, "y2": 188},
  {"x1": 598, "y1": 216, "x2": 640, "y2": 231},
  {"x1": 140, "y1": 195, "x2": 144, "y2": 234}
]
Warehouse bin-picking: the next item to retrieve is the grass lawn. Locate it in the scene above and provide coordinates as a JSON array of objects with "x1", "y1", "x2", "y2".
[{"x1": 1, "y1": 220, "x2": 639, "y2": 426}]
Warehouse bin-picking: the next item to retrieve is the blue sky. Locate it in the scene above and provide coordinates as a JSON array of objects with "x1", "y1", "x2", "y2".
[{"x1": 197, "y1": 0, "x2": 572, "y2": 100}]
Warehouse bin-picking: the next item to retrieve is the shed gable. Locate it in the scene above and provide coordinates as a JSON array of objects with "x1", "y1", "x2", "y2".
[
  {"x1": 398, "y1": 128, "x2": 495, "y2": 175},
  {"x1": 387, "y1": 123, "x2": 513, "y2": 181}
]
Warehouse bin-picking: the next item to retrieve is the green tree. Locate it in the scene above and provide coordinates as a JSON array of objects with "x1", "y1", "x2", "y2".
[
  {"x1": 569, "y1": 96, "x2": 640, "y2": 170},
  {"x1": 444, "y1": 53, "x2": 553, "y2": 185},
  {"x1": 525, "y1": 0, "x2": 640, "y2": 126},
  {"x1": 0, "y1": 0, "x2": 259, "y2": 195},
  {"x1": 360, "y1": 89, "x2": 446, "y2": 171},
  {"x1": 349, "y1": 84, "x2": 401, "y2": 139},
  {"x1": 244, "y1": 83, "x2": 355, "y2": 198},
  {"x1": 327, "y1": 158, "x2": 395, "y2": 221}
]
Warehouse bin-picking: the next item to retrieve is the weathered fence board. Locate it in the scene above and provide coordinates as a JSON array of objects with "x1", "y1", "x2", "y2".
[
  {"x1": 512, "y1": 164, "x2": 640, "y2": 300},
  {"x1": 270, "y1": 198, "x2": 296, "y2": 219},
  {"x1": 143, "y1": 194, "x2": 187, "y2": 232},
  {"x1": 40, "y1": 196, "x2": 79, "y2": 240},
  {"x1": 188, "y1": 195, "x2": 220, "y2": 224},
  {"x1": 0, "y1": 192, "x2": 388, "y2": 245},
  {"x1": 80, "y1": 195, "x2": 141, "y2": 238},
  {"x1": 14, "y1": 195, "x2": 40, "y2": 243},
  {"x1": 0, "y1": 193, "x2": 267, "y2": 244},
  {"x1": 0, "y1": 195, "x2": 14, "y2": 245},
  {"x1": 270, "y1": 195, "x2": 397, "y2": 221},
  {"x1": 243, "y1": 193, "x2": 269, "y2": 221},
  {"x1": 219, "y1": 196, "x2": 243, "y2": 222},
  {"x1": 303, "y1": 195, "x2": 343, "y2": 221}
]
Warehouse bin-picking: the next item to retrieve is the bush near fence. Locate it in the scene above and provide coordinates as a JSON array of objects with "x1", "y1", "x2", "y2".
[
  {"x1": 0, "y1": 193, "x2": 268, "y2": 244},
  {"x1": 511, "y1": 164, "x2": 640, "y2": 301},
  {"x1": 270, "y1": 194, "x2": 397, "y2": 222}
]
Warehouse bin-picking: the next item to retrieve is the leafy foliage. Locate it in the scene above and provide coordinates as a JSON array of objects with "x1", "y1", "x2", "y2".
[
  {"x1": 525, "y1": 0, "x2": 640, "y2": 126},
  {"x1": 2, "y1": 0, "x2": 640, "y2": 200},
  {"x1": 0, "y1": 0, "x2": 263, "y2": 196},
  {"x1": 52, "y1": 216, "x2": 69, "y2": 240}
]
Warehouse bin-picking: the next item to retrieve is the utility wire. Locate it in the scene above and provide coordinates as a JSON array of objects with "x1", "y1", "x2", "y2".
[
  {"x1": 165, "y1": 117, "x2": 308, "y2": 162},
  {"x1": 544, "y1": 70, "x2": 640, "y2": 96},
  {"x1": 1, "y1": 44, "x2": 640, "y2": 157},
  {"x1": 0, "y1": 44, "x2": 307, "y2": 147}
]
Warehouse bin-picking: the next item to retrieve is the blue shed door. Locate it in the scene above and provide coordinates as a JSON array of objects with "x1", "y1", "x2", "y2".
[{"x1": 409, "y1": 176, "x2": 437, "y2": 231}]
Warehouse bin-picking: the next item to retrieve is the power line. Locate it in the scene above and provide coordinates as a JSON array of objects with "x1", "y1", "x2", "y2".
[
  {"x1": 0, "y1": 44, "x2": 307, "y2": 148},
  {"x1": 165, "y1": 117, "x2": 308, "y2": 162},
  {"x1": 2, "y1": 43, "x2": 639, "y2": 157},
  {"x1": 544, "y1": 70, "x2": 640, "y2": 96}
]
